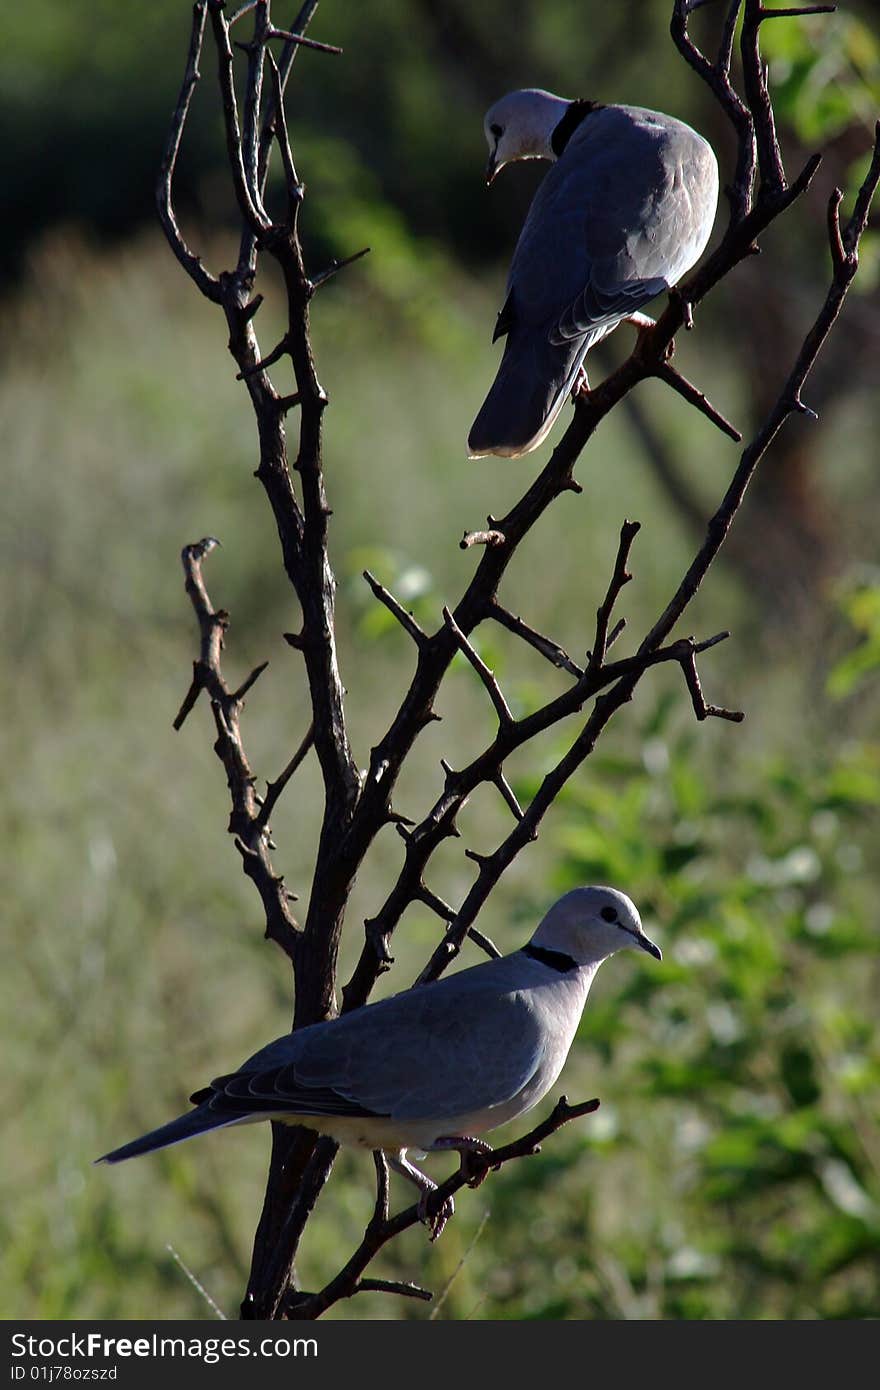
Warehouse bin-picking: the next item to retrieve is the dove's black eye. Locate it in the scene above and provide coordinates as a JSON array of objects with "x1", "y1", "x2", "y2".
[
  {"x1": 490, "y1": 122, "x2": 503, "y2": 138},
  {"x1": 600, "y1": 906, "x2": 618, "y2": 923}
]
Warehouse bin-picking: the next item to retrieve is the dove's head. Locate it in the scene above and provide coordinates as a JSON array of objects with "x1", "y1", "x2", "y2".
[
  {"x1": 532, "y1": 885, "x2": 661, "y2": 966},
  {"x1": 482, "y1": 88, "x2": 571, "y2": 184}
]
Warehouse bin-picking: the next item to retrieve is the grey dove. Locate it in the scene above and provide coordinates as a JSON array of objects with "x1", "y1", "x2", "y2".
[
  {"x1": 98, "y1": 885, "x2": 661, "y2": 1236},
  {"x1": 468, "y1": 89, "x2": 719, "y2": 458}
]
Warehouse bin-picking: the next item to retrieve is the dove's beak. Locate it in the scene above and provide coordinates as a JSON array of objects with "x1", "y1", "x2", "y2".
[
  {"x1": 485, "y1": 149, "x2": 500, "y2": 186},
  {"x1": 637, "y1": 932, "x2": 662, "y2": 961}
]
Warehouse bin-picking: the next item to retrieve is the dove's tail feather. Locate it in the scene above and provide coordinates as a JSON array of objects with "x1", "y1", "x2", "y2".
[
  {"x1": 467, "y1": 325, "x2": 592, "y2": 459},
  {"x1": 96, "y1": 1106, "x2": 245, "y2": 1164}
]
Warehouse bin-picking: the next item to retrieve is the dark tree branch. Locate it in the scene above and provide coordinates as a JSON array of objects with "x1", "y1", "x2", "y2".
[{"x1": 285, "y1": 1096, "x2": 601, "y2": 1319}]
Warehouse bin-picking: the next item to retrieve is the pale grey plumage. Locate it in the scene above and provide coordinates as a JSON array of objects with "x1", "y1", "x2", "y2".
[
  {"x1": 98, "y1": 886, "x2": 660, "y2": 1232},
  {"x1": 469, "y1": 92, "x2": 719, "y2": 458}
]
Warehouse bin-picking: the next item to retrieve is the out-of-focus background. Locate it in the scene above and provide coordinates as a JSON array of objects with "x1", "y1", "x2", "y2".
[{"x1": 2, "y1": 0, "x2": 879, "y2": 1320}]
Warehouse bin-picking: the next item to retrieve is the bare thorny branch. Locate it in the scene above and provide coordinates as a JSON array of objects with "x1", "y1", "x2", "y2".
[{"x1": 157, "y1": 0, "x2": 880, "y2": 1319}]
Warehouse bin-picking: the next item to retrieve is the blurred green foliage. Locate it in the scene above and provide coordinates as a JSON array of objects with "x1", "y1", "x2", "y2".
[{"x1": 2, "y1": 0, "x2": 878, "y2": 1322}]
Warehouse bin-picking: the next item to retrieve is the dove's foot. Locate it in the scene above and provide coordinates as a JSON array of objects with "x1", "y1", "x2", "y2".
[
  {"x1": 417, "y1": 1185, "x2": 455, "y2": 1241},
  {"x1": 432, "y1": 1134, "x2": 495, "y2": 1188},
  {"x1": 388, "y1": 1150, "x2": 456, "y2": 1240},
  {"x1": 571, "y1": 365, "x2": 591, "y2": 400},
  {"x1": 628, "y1": 311, "x2": 675, "y2": 365}
]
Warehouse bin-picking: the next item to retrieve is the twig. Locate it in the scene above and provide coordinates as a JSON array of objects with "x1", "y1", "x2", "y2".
[
  {"x1": 679, "y1": 642, "x2": 744, "y2": 721},
  {"x1": 416, "y1": 883, "x2": 502, "y2": 959},
  {"x1": 155, "y1": 2, "x2": 222, "y2": 302},
  {"x1": 486, "y1": 601, "x2": 584, "y2": 677},
  {"x1": 493, "y1": 770, "x2": 524, "y2": 821},
  {"x1": 588, "y1": 521, "x2": 640, "y2": 673},
  {"x1": 266, "y1": 51, "x2": 302, "y2": 217},
  {"x1": 363, "y1": 570, "x2": 427, "y2": 647},
  {"x1": 310, "y1": 247, "x2": 372, "y2": 292},
  {"x1": 268, "y1": 26, "x2": 343, "y2": 55},
  {"x1": 354, "y1": 1279, "x2": 432, "y2": 1302},
  {"x1": 208, "y1": 0, "x2": 271, "y2": 233},
  {"x1": 258, "y1": 722, "x2": 316, "y2": 830},
  {"x1": 235, "y1": 336, "x2": 290, "y2": 380},
  {"x1": 653, "y1": 362, "x2": 742, "y2": 441},
  {"x1": 444, "y1": 606, "x2": 514, "y2": 727}
]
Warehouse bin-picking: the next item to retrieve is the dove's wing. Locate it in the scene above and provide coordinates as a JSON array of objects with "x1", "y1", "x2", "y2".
[{"x1": 201, "y1": 957, "x2": 547, "y2": 1125}]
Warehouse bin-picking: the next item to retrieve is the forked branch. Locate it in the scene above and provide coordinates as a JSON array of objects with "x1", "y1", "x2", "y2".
[{"x1": 159, "y1": 0, "x2": 880, "y2": 1322}]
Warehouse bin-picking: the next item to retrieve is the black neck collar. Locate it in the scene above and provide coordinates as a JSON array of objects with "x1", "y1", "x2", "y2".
[
  {"x1": 522, "y1": 943, "x2": 579, "y2": 973},
  {"x1": 551, "y1": 99, "x2": 604, "y2": 157}
]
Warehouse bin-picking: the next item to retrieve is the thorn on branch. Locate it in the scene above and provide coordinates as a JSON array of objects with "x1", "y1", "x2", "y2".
[
  {"x1": 493, "y1": 771, "x2": 524, "y2": 821},
  {"x1": 309, "y1": 247, "x2": 371, "y2": 293},
  {"x1": 236, "y1": 335, "x2": 290, "y2": 380},
  {"x1": 258, "y1": 722, "x2": 316, "y2": 829},
  {"x1": 354, "y1": 1278, "x2": 433, "y2": 1303},
  {"x1": 486, "y1": 602, "x2": 584, "y2": 678},
  {"x1": 464, "y1": 847, "x2": 491, "y2": 868},
  {"x1": 241, "y1": 293, "x2": 264, "y2": 322},
  {"x1": 173, "y1": 665, "x2": 204, "y2": 731},
  {"x1": 606, "y1": 617, "x2": 627, "y2": 652},
  {"x1": 443, "y1": 606, "x2": 514, "y2": 728},
  {"x1": 232, "y1": 660, "x2": 269, "y2": 703},
  {"x1": 283, "y1": 630, "x2": 306, "y2": 651},
  {"x1": 267, "y1": 25, "x2": 343, "y2": 55},
  {"x1": 787, "y1": 394, "x2": 819, "y2": 421},
  {"x1": 694, "y1": 629, "x2": 731, "y2": 654},
  {"x1": 276, "y1": 392, "x2": 302, "y2": 414},
  {"x1": 469, "y1": 927, "x2": 502, "y2": 960},
  {"x1": 363, "y1": 571, "x2": 427, "y2": 648},
  {"x1": 653, "y1": 362, "x2": 742, "y2": 442}
]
